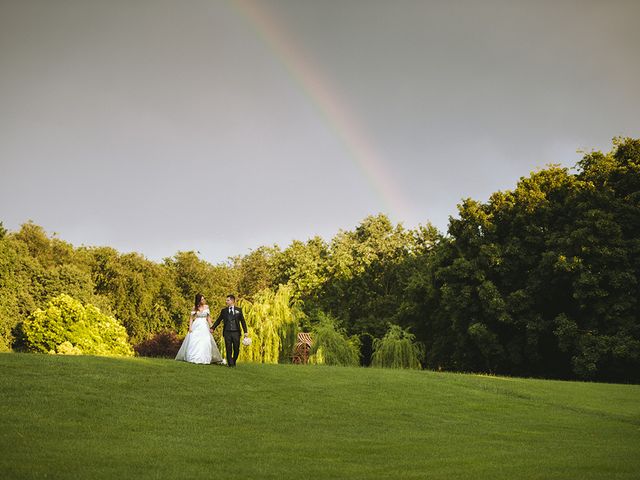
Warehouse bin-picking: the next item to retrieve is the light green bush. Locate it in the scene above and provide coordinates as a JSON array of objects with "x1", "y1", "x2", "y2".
[
  {"x1": 22, "y1": 294, "x2": 133, "y2": 356},
  {"x1": 54, "y1": 341, "x2": 83, "y2": 355}
]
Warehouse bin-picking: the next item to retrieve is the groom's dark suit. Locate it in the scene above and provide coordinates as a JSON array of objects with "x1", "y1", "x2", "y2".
[{"x1": 212, "y1": 306, "x2": 247, "y2": 367}]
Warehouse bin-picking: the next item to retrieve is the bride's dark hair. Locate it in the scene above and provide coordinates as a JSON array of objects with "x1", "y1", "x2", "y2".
[{"x1": 194, "y1": 293, "x2": 205, "y2": 312}]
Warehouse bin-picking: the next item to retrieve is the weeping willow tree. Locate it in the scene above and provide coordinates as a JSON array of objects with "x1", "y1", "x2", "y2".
[
  {"x1": 237, "y1": 285, "x2": 301, "y2": 364},
  {"x1": 309, "y1": 312, "x2": 360, "y2": 367},
  {"x1": 371, "y1": 324, "x2": 424, "y2": 369}
]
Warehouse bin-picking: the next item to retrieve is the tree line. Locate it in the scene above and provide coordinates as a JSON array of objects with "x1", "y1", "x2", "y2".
[{"x1": 1, "y1": 137, "x2": 638, "y2": 381}]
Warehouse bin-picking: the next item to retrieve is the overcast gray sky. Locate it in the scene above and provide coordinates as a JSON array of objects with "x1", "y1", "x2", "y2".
[{"x1": 1, "y1": 0, "x2": 639, "y2": 263}]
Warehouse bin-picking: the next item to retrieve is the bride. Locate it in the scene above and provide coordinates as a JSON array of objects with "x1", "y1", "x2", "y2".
[{"x1": 175, "y1": 293, "x2": 224, "y2": 364}]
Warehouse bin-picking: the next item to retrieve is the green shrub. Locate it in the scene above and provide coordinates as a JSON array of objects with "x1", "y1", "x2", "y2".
[
  {"x1": 371, "y1": 324, "x2": 423, "y2": 369},
  {"x1": 309, "y1": 312, "x2": 360, "y2": 366},
  {"x1": 22, "y1": 294, "x2": 133, "y2": 356},
  {"x1": 55, "y1": 341, "x2": 82, "y2": 355}
]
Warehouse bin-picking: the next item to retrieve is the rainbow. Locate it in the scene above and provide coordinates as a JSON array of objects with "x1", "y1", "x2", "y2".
[{"x1": 229, "y1": 0, "x2": 412, "y2": 220}]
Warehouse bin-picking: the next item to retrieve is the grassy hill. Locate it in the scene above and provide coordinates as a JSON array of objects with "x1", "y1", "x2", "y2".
[{"x1": 1, "y1": 353, "x2": 639, "y2": 479}]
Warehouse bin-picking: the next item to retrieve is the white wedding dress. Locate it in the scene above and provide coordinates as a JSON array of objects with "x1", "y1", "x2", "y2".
[{"x1": 175, "y1": 307, "x2": 224, "y2": 364}]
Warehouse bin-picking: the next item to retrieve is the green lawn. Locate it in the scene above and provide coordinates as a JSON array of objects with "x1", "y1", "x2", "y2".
[{"x1": 1, "y1": 353, "x2": 639, "y2": 479}]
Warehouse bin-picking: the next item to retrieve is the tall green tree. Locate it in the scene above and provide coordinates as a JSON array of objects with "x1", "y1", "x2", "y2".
[
  {"x1": 319, "y1": 215, "x2": 440, "y2": 339},
  {"x1": 273, "y1": 236, "x2": 329, "y2": 302},
  {"x1": 163, "y1": 251, "x2": 237, "y2": 335},
  {"x1": 402, "y1": 138, "x2": 640, "y2": 381},
  {"x1": 0, "y1": 224, "x2": 100, "y2": 350},
  {"x1": 233, "y1": 246, "x2": 279, "y2": 300},
  {"x1": 85, "y1": 248, "x2": 182, "y2": 343}
]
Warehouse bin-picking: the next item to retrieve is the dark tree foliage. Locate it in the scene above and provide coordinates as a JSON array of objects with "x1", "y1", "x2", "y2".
[
  {"x1": 295, "y1": 215, "x2": 440, "y2": 339},
  {"x1": 400, "y1": 138, "x2": 640, "y2": 382}
]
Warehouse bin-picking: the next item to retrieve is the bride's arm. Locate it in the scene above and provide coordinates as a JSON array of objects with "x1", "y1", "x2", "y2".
[{"x1": 188, "y1": 312, "x2": 195, "y2": 332}]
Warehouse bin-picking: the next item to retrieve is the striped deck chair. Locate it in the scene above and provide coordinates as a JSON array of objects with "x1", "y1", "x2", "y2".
[{"x1": 291, "y1": 332, "x2": 313, "y2": 364}]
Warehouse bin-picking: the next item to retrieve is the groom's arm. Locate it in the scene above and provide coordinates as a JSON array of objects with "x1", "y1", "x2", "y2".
[
  {"x1": 239, "y1": 309, "x2": 248, "y2": 335},
  {"x1": 212, "y1": 310, "x2": 223, "y2": 330}
]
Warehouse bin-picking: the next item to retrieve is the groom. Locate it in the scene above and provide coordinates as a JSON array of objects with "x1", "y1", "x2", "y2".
[{"x1": 212, "y1": 295, "x2": 248, "y2": 367}]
